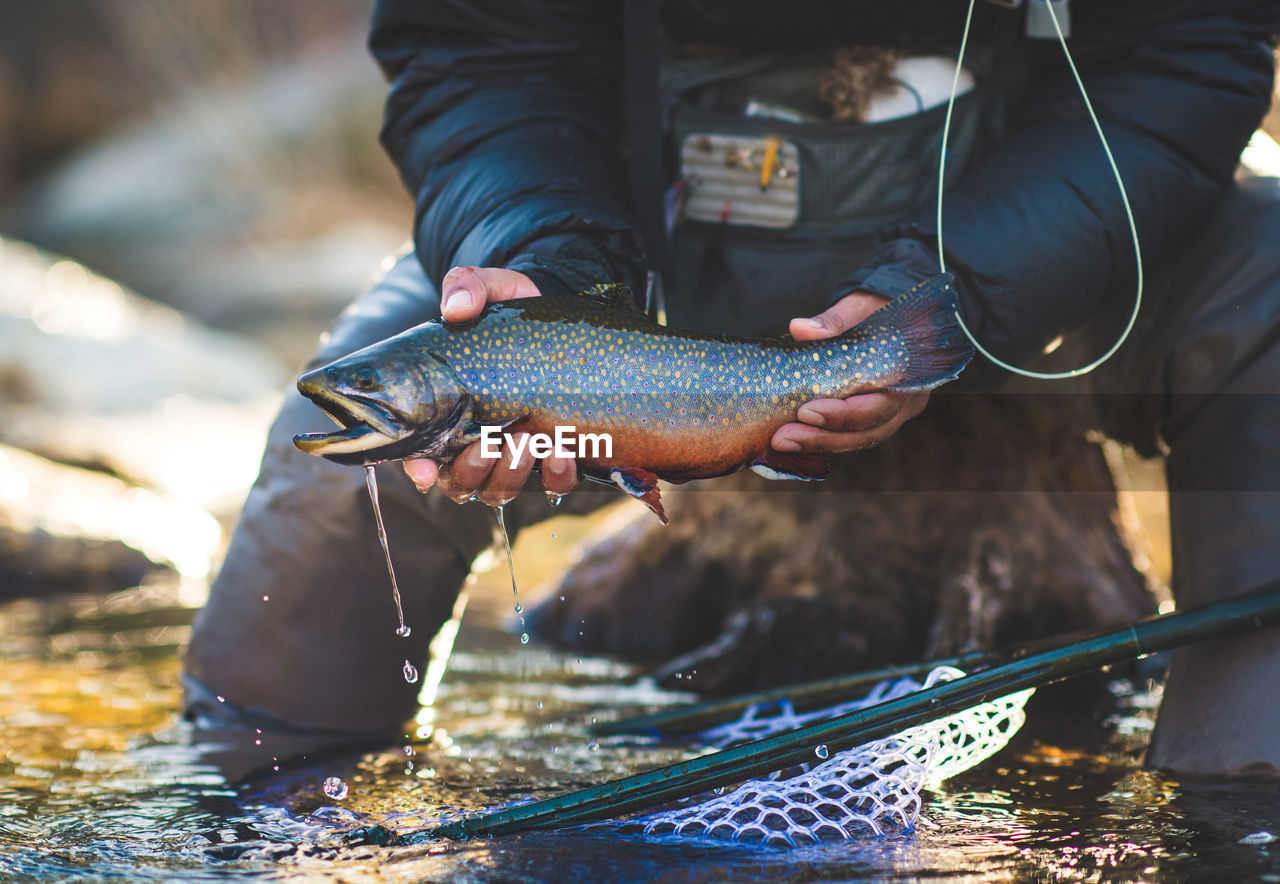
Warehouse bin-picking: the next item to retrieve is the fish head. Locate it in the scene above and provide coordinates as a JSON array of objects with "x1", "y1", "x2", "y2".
[{"x1": 292, "y1": 333, "x2": 468, "y2": 466}]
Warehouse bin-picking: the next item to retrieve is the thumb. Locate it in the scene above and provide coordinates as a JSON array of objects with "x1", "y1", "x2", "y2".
[
  {"x1": 790, "y1": 292, "x2": 891, "y2": 342},
  {"x1": 440, "y1": 266, "x2": 541, "y2": 322},
  {"x1": 788, "y1": 307, "x2": 842, "y2": 342}
]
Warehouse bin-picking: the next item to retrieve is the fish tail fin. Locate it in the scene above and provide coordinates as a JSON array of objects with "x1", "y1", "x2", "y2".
[{"x1": 853, "y1": 273, "x2": 974, "y2": 392}]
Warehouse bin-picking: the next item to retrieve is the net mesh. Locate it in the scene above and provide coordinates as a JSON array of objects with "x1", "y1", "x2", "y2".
[{"x1": 616, "y1": 667, "x2": 1032, "y2": 847}]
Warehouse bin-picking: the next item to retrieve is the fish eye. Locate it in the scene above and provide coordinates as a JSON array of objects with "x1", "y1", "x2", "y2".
[{"x1": 354, "y1": 368, "x2": 379, "y2": 391}]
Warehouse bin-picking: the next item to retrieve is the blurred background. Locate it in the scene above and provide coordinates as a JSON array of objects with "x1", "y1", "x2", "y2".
[{"x1": 0, "y1": 0, "x2": 412, "y2": 598}]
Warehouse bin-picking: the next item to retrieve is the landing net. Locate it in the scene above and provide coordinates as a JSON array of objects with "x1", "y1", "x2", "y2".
[{"x1": 615, "y1": 667, "x2": 1031, "y2": 847}]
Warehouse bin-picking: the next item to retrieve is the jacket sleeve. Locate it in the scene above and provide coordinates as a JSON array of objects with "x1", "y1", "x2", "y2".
[
  {"x1": 368, "y1": 0, "x2": 647, "y2": 301},
  {"x1": 839, "y1": 2, "x2": 1279, "y2": 388}
]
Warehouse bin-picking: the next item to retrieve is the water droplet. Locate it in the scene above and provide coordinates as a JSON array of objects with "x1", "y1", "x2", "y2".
[
  {"x1": 494, "y1": 506, "x2": 529, "y2": 647},
  {"x1": 254, "y1": 738, "x2": 262, "y2": 746},
  {"x1": 590, "y1": 716, "x2": 597, "y2": 725},
  {"x1": 551, "y1": 533, "x2": 557, "y2": 539},
  {"x1": 545, "y1": 491, "x2": 564, "y2": 507},
  {"x1": 262, "y1": 595, "x2": 269, "y2": 602},
  {"x1": 403, "y1": 745, "x2": 415, "y2": 757},
  {"x1": 536, "y1": 700, "x2": 543, "y2": 709},
  {"x1": 216, "y1": 695, "x2": 225, "y2": 704},
  {"x1": 366, "y1": 466, "x2": 411, "y2": 639},
  {"x1": 815, "y1": 744, "x2": 829, "y2": 760},
  {"x1": 588, "y1": 741, "x2": 599, "y2": 751},
  {"x1": 396, "y1": 624, "x2": 412, "y2": 638},
  {"x1": 403, "y1": 660, "x2": 419, "y2": 684},
  {"x1": 323, "y1": 777, "x2": 349, "y2": 800}
]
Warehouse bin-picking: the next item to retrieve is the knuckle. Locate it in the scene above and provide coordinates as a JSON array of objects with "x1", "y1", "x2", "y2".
[{"x1": 442, "y1": 265, "x2": 472, "y2": 286}]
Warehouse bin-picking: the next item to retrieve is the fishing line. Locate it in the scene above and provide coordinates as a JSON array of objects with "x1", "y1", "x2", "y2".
[{"x1": 937, "y1": 0, "x2": 1143, "y2": 380}]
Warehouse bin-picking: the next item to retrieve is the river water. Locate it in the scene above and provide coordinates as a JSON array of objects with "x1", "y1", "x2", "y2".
[{"x1": 2, "y1": 537, "x2": 1279, "y2": 882}]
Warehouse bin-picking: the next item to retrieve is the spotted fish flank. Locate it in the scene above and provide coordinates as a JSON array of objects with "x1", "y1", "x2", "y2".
[{"x1": 293, "y1": 274, "x2": 973, "y2": 522}]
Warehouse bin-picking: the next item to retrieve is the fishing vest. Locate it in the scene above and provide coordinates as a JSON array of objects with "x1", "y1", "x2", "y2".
[{"x1": 626, "y1": 6, "x2": 1012, "y2": 337}]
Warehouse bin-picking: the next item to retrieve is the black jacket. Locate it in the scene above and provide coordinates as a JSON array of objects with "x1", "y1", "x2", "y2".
[{"x1": 368, "y1": 1, "x2": 1277, "y2": 384}]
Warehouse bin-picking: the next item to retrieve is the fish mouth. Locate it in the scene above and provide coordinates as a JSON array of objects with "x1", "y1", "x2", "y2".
[{"x1": 292, "y1": 389, "x2": 410, "y2": 458}]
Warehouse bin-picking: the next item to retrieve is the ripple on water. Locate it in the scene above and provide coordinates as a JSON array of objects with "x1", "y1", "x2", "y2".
[{"x1": 1, "y1": 582, "x2": 1278, "y2": 881}]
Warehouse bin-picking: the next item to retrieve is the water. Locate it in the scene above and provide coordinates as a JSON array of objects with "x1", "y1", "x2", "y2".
[
  {"x1": 2, "y1": 579, "x2": 1280, "y2": 881},
  {"x1": 323, "y1": 778, "x2": 349, "y2": 801},
  {"x1": 364, "y1": 465, "x2": 411, "y2": 640},
  {"x1": 494, "y1": 505, "x2": 529, "y2": 646}
]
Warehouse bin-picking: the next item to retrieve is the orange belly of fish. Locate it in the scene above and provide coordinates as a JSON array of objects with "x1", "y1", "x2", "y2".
[{"x1": 515, "y1": 412, "x2": 780, "y2": 481}]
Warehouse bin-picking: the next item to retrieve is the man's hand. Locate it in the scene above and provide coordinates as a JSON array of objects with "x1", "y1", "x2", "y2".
[
  {"x1": 401, "y1": 266, "x2": 579, "y2": 504},
  {"x1": 771, "y1": 292, "x2": 930, "y2": 454}
]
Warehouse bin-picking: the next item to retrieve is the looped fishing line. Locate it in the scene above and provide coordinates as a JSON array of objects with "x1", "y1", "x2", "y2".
[{"x1": 938, "y1": 0, "x2": 1143, "y2": 379}]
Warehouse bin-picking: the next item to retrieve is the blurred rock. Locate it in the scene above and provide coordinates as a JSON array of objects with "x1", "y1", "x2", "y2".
[
  {"x1": 0, "y1": 443, "x2": 220, "y2": 589},
  {"x1": 0, "y1": 236, "x2": 285, "y2": 515},
  {"x1": 0, "y1": 525, "x2": 159, "y2": 600},
  {"x1": 10, "y1": 41, "x2": 408, "y2": 361}
]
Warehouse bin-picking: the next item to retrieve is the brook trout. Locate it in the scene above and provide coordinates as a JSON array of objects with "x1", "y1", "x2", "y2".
[{"x1": 294, "y1": 274, "x2": 972, "y2": 522}]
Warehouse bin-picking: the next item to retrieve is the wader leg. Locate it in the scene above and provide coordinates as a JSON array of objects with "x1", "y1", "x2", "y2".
[
  {"x1": 1138, "y1": 174, "x2": 1280, "y2": 776},
  {"x1": 183, "y1": 252, "x2": 610, "y2": 763}
]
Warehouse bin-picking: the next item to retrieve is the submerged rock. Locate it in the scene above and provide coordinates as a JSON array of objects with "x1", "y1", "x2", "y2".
[{"x1": 527, "y1": 394, "x2": 1159, "y2": 694}]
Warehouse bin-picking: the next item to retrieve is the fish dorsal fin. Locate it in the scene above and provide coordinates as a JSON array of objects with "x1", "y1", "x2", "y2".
[{"x1": 578, "y1": 283, "x2": 640, "y2": 311}]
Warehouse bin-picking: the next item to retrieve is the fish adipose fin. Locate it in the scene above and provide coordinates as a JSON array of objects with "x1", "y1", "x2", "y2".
[
  {"x1": 750, "y1": 451, "x2": 829, "y2": 481},
  {"x1": 609, "y1": 466, "x2": 668, "y2": 525},
  {"x1": 859, "y1": 273, "x2": 974, "y2": 392}
]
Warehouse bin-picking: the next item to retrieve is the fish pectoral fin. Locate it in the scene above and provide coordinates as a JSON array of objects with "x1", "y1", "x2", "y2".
[
  {"x1": 750, "y1": 451, "x2": 829, "y2": 481},
  {"x1": 609, "y1": 466, "x2": 668, "y2": 525}
]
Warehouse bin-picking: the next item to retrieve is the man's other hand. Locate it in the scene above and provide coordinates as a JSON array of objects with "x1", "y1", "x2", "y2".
[{"x1": 772, "y1": 292, "x2": 930, "y2": 454}]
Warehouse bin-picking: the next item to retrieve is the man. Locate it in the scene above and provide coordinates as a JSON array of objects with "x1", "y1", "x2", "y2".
[{"x1": 185, "y1": 0, "x2": 1280, "y2": 777}]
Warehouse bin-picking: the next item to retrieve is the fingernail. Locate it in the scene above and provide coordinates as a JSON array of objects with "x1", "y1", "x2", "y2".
[
  {"x1": 797, "y1": 405, "x2": 826, "y2": 427},
  {"x1": 443, "y1": 290, "x2": 472, "y2": 313},
  {"x1": 797, "y1": 317, "x2": 824, "y2": 330},
  {"x1": 774, "y1": 438, "x2": 801, "y2": 452}
]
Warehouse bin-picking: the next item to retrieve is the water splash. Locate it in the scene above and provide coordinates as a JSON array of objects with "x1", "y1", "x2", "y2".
[
  {"x1": 323, "y1": 777, "x2": 349, "y2": 800},
  {"x1": 494, "y1": 506, "x2": 527, "y2": 645},
  {"x1": 365, "y1": 465, "x2": 410, "y2": 639}
]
